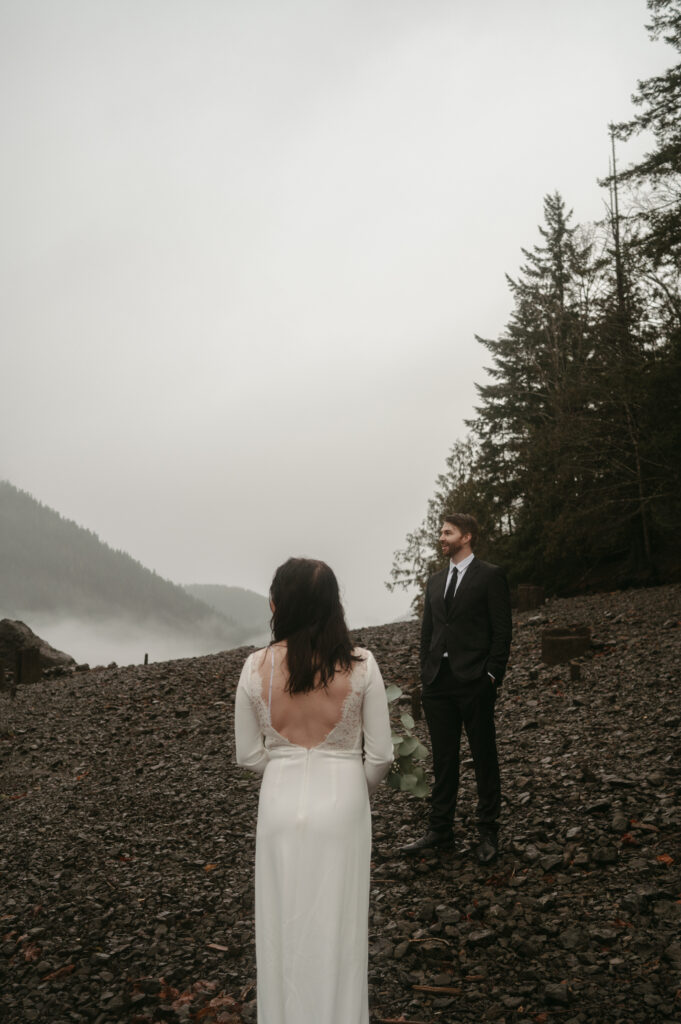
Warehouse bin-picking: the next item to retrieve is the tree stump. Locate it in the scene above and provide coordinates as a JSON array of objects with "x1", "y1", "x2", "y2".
[
  {"x1": 517, "y1": 584, "x2": 546, "y2": 611},
  {"x1": 541, "y1": 625, "x2": 591, "y2": 666}
]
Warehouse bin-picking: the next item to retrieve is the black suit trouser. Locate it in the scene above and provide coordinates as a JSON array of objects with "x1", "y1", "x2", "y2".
[{"x1": 421, "y1": 657, "x2": 501, "y2": 836}]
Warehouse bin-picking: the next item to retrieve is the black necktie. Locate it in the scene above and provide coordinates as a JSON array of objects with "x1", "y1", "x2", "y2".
[{"x1": 444, "y1": 567, "x2": 458, "y2": 608}]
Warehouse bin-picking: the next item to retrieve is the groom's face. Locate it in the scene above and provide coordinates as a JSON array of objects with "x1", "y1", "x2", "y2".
[{"x1": 440, "y1": 522, "x2": 471, "y2": 559}]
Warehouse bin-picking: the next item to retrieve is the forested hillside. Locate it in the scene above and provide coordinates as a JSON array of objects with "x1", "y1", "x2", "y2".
[
  {"x1": 184, "y1": 584, "x2": 270, "y2": 642},
  {"x1": 0, "y1": 481, "x2": 241, "y2": 649},
  {"x1": 390, "y1": 0, "x2": 681, "y2": 608}
]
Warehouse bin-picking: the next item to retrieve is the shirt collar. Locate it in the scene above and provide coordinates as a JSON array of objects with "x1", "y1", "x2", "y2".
[{"x1": 449, "y1": 552, "x2": 475, "y2": 575}]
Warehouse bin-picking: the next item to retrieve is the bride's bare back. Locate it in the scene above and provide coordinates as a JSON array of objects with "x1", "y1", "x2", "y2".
[{"x1": 255, "y1": 644, "x2": 354, "y2": 749}]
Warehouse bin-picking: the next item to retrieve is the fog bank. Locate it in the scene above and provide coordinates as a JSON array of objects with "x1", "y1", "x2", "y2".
[{"x1": 6, "y1": 614, "x2": 270, "y2": 668}]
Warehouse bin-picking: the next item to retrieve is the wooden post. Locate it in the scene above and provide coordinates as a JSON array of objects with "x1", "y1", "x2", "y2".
[
  {"x1": 517, "y1": 584, "x2": 545, "y2": 612},
  {"x1": 144, "y1": 653, "x2": 149, "y2": 666},
  {"x1": 15, "y1": 648, "x2": 42, "y2": 686}
]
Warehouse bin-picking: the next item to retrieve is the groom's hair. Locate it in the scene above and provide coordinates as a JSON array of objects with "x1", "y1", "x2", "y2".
[{"x1": 443, "y1": 513, "x2": 479, "y2": 548}]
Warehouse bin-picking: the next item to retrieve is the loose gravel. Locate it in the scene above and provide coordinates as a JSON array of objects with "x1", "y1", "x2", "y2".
[{"x1": 1, "y1": 584, "x2": 680, "y2": 1024}]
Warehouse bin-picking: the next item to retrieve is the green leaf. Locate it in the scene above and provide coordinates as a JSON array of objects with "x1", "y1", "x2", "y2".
[
  {"x1": 410, "y1": 778, "x2": 430, "y2": 798},
  {"x1": 385, "y1": 684, "x2": 403, "y2": 703},
  {"x1": 400, "y1": 712, "x2": 415, "y2": 730},
  {"x1": 397, "y1": 735, "x2": 418, "y2": 756},
  {"x1": 386, "y1": 771, "x2": 402, "y2": 790},
  {"x1": 403, "y1": 773, "x2": 430, "y2": 796},
  {"x1": 412, "y1": 740, "x2": 429, "y2": 761}
]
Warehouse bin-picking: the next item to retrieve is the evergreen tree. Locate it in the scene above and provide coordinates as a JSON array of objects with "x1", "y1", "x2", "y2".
[
  {"x1": 612, "y1": 0, "x2": 681, "y2": 268},
  {"x1": 389, "y1": 189, "x2": 681, "y2": 602},
  {"x1": 471, "y1": 193, "x2": 601, "y2": 585},
  {"x1": 389, "y1": 8, "x2": 681, "y2": 606}
]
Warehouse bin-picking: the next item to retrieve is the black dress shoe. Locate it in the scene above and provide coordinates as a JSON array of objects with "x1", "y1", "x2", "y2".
[
  {"x1": 475, "y1": 837, "x2": 498, "y2": 865},
  {"x1": 400, "y1": 830, "x2": 454, "y2": 854}
]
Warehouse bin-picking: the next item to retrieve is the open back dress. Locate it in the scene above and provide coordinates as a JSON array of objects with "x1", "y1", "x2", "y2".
[{"x1": 234, "y1": 645, "x2": 393, "y2": 1024}]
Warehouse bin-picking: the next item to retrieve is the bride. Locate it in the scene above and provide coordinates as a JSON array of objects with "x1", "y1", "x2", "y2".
[{"x1": 235, "y1": 557, "x2": 394, "y2": 1024}]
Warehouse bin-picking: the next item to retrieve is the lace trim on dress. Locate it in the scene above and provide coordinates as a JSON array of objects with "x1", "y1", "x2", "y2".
[
  {"x1": 244, "y1": 648, "x2": 369, "y2": 752},
  {"x1": 321, "y1": 658, "x2": 365, "y2": 751}
]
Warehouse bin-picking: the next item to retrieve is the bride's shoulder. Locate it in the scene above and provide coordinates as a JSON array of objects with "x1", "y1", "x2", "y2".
[
  {"x1": 241, "y1": 646, "x2": 270, "y2": 674},
  {"x1": 250, "y1": 646, "x2": 272, "y2": 668},
  {"x1": 351, "y1": 646, "x2": 375, "y2": 671}
]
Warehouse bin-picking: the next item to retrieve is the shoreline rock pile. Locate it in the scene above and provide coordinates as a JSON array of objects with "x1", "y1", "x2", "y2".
[
  {"x1": 0, "y1": 620, "x2": 77, "y2": 684},
  {"x1": 1, "y1": 585, "x2": 679, "y2": 1023}
]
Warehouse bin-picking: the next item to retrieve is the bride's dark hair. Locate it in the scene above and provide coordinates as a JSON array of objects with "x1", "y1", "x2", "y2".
[{"x1": 269, "y1": 557, "x2": 361, "y2": 694}]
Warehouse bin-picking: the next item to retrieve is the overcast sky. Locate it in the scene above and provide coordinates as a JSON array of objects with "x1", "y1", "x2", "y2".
[{"x1": 0, "y1": 0, "x2": 671, "y2": 629}]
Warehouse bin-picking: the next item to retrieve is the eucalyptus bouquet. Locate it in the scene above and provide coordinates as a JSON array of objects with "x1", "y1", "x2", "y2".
[{"x1": 385, "y1": 683, "x2": 429, "y2": 798}]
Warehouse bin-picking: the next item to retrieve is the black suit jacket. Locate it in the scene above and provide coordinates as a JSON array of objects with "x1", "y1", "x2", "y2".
[{"x1": 420, "y1": 557, "x2": 512, "y2": 688}]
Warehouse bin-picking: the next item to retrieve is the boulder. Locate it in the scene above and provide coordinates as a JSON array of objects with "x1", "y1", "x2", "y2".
[{"x1": 0, "y1": 619, "x2": 76, "y2": 681}]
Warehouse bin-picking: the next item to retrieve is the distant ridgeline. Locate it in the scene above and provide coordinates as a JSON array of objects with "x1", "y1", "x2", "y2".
[
  {"x1": 184, "y1": 584, "x2": 270, "y2": 642},
  {"x1": 0, "y1": 481, "x2": 264, "y2": 650}
]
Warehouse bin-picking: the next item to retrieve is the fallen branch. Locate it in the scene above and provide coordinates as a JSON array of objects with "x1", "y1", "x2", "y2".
[{"x1": 412, "y1": 984, "x2": 462, "y2": 995}]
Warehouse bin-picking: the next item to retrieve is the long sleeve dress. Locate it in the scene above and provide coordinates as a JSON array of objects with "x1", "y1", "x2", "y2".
[{"x1": 234, "y1": 646, "x2": 394, "y2": 1024}]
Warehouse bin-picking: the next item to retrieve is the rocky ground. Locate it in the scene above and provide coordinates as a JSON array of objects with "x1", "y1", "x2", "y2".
[{"x1": 1, "y1": 584, "x2": 680, "y2": 1024}]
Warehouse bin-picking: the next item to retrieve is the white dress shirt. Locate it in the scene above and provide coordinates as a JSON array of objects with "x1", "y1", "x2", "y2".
[{"x1": 444, "y1": 551, "x2": 475, "y2": 596}]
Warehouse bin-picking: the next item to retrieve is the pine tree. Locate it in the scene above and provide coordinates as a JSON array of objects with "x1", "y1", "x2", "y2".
[
  {"x1": 471, "y1": 193, "x2": 600, "y2": 584},
  {"x1": 612, "y1": 0, "x2": 681, "y2": 267},
  {"x1": 389, "y1": 187, "x2": 681, "y2": 602}
]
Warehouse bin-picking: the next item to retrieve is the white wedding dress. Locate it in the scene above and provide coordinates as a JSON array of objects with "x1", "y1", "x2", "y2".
[{"x1": 235, "y1": 646, "x2": 393, "y2": 1024}]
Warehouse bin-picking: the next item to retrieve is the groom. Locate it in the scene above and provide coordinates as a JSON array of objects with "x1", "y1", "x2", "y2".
[{"x1": 402, "y1": 513, "x2": 512, "y2": 864}]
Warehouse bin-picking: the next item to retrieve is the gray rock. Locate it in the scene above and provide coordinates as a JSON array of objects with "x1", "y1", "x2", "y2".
[
  {"x1": 544, "y1": 983, "x2": 571, "y2": 1005},
  {"x1": 559, "y1": 927, "x2": 585, "y2": 951},
  {"x1": 663, "y1": 943, "x2": 681, "y2": 966},
  {"x1": 436, "y1": 905, "x2": 461, "y2": 925},
  {"x1": 592, "y1": 846, "x2": 618, "y2": 865},
  {"x1": 610, "y1": 811, "x2": 628, "y2": 833}
]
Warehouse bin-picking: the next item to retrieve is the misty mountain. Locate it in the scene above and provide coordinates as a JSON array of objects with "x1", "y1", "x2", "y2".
[
  {"x1": 0, "y1": 480, "x2": 246, "y2": 661},
  {"x1": 184, "y1": 584, "x2": 270, "y2": 645}
]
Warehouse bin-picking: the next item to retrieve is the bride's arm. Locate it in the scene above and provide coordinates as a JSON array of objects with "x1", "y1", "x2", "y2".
[
  {"x1": 362, "y1": 652, "x2": 394, "y2": 795},
  {"x1": 234, "y1": 656, "x2": 269, "y2": 774}
]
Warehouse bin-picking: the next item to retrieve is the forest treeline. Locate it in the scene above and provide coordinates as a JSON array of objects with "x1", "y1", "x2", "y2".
[
  {"x1": 0, "y1": 480, "x2": 243, "y2": 646},
  {"x1": 390, "y1": 0, "x2": 681, "y2": 608}
]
